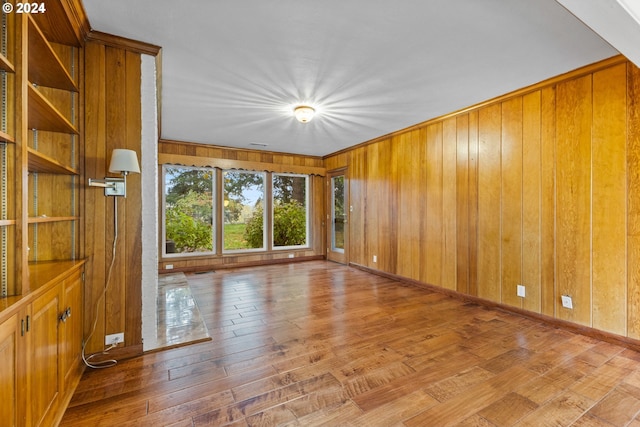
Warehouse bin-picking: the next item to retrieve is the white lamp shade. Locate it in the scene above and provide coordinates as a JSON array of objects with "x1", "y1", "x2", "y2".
[{"x1": 109, "y1": 149, "x2": 140, "y2": 174}]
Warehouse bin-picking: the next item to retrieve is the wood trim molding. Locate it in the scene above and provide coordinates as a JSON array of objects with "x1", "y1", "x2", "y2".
[
  {"x1": 86, "y1": 30, "x2": 161, "y2": 56},
  {"x1": 66, "y1": 0, "x2": 91, "y2": 43},
  {"x1": 351, "y1": 262, "x2": 640, "y2": 353},
  {"x1": 159, "y1": 152, "x2": 326, "y2": 176},
  {"x1": 324, "y1": 54, "x2": 628, "y2": 160},
  {"x1": 158, "y1": 255, "x2": 325, "y2": 275},
  {"x1": 160, "y1": 138, "x2": 324, "y2": 161}
]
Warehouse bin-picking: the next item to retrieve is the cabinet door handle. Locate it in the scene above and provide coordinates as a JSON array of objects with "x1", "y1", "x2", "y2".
[
  {"x1": 59, "y1": 311, "x2": 68, "y2": 323},
  {"x1": 26, "y1": 315, "x2": 30, "y2": 332},
  {"x1": 21, "y1": 319, "x2": 24, "y2": 336}
]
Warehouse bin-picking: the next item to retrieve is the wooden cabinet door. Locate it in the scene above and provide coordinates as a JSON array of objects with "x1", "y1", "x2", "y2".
[
  {"x1": 60, "y1": 268, "x2": 83, "y2": 390},
  {"x1": 0, "y1": 313, "x2": 20, "y2": 427},
  {"x1": 30, "y1": 285, "x2": 62, "y2": 427}
]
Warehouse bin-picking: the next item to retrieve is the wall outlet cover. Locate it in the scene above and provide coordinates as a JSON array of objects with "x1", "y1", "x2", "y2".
[
  {"x1": 517, "y1": 285, "x2": 526, "y2": 298},
  {"x1": 561, "y1": 295, "x2": 573, "y2": 309},
  {"x1": 105, "y1": 332, "x2": 125, "y2": 346}
]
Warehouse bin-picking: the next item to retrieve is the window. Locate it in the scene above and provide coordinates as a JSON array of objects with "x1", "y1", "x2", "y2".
[
  {"x1": 161, "y1": 164, "x2": 313, "y2": 257},
  {"x1": 223, "y1": 170, "x2": 265, "y2": 251},
  {"x1": 272, "y1": 174, "x2": 308, "y2": 248},
  {"x1": 163, "y1": 166, "x2": 215, "y2": 256}
]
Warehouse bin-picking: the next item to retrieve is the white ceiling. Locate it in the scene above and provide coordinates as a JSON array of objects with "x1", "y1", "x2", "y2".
[{"x1": 82, "y1": 0, "x2": 619, "y2": 157}]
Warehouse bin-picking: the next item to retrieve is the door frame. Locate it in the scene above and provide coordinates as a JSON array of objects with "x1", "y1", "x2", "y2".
[{"x1": 326, "y1": 168, "x2": 348, "y2": 264}]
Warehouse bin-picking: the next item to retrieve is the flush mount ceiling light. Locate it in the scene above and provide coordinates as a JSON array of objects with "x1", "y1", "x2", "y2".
[{"x1": 294, "y1": 105, "x2": 315, "y2": 123}]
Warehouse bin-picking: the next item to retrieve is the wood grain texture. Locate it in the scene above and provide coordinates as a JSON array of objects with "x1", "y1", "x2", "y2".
[
  {"x1": 395, "y1": 130, "x2": 423, "y2": 280},
  {"x1": 124, "y1": 50, "x2": 143, "y2": 347},
  {"x1": 442, "y1": 118, "x2": 457, "y2": 290},
  {"x1": 456, "y1": 114, "x2": 470, "y2": 294},
  {"x1": 104, "y1": 45, "x2": 127, "y2": 343},
  {"x1": 83, "y1": 42, "x2": 143, "y2": 357},
  {"x1": 60, "y1": 261, "x2": 640, "y2": 426},
  {"x1": 82, "y1": 40, "x2": 107, "y2": 353},
  {"x1": 540, "y1": 86, "x2": 556, "y2": 318},
  {"x1": 522, "y1": 91, "x2": 542, "y2": 313},
  {"x1": 349, "y1": 146, "x2": 366, "y2": 266},
  {"x1": 628, "y1": 63, "x2": 640, "y2": 339},
  {"x1": 592, "y1": 63, "x2": 627, "y2": 335},
  {"x1": 425, "y1": 123, "x2": 443, "y2": 286},
  {"x1": 468, "y1": 110, "x2": 479, "y2": 297},
  {"x1": 555, "y1": 74, "x2": 592, "y2": 326},
  {"x1": 477, "y1": 104, "x2": 501, "y2": 301},
  {"x1": 501, "y1": 97, "x2": 523, "y2": 308}
]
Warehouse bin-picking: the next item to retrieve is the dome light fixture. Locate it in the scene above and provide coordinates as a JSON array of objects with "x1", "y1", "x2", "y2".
[{"x1": 294, "y1": 105, "x2": 315, "y2": 123}]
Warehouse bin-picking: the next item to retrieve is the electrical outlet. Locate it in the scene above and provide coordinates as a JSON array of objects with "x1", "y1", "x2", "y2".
[
  {"x1": 373, "y1": 255, "x2": 377, "y2": 263},
  {"x1": 561, "y1": 295, "x2": 573, "y2": 309},
  {"x1": 288, "y1": 253, "x2": 294, "y2": 258},
  {"x1": 105, "y1": 332, "x2": 124, "y2": 346},
  {"x1": 517, "y1": 284, "x2": 526, "y2": 298},
  {"x1": 165, "y1": 264, "x2": 173, "y2": 270}
]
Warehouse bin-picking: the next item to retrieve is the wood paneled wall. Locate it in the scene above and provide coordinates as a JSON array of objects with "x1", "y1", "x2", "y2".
[
  {"x1": 325, "y1": 56, "x2": 640, "y2": 339},
  {"x1": 83, "y1": 40, "x2": 143, "y2": 355},
  {"x1": 158, "y1": 140, "x2": 325, "y2": 272}
]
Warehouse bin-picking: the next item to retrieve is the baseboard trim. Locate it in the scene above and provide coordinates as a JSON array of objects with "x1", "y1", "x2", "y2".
[
  {"x1": 159, "y1": 255, "x2": 325, "y2": 274},
  {"x1": 350, "y1": 262, "x2": 640, "y2": 353}
]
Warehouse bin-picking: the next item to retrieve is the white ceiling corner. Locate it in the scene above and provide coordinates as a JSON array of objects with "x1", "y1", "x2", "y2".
[{"x1": 556, "y1": 0, "x2": 640, "y2": 69}]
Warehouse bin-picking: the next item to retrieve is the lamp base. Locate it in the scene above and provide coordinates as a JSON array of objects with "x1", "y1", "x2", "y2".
[
  {"x1": 104, "y1": 178, "x2": 126, "y2": 197},
  {"x1": 88, "y1": 177, "x2": 126, "y2": 197}
]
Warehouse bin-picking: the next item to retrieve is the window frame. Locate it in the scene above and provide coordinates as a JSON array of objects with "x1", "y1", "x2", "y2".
[
  {"x1": 271, "y1": 173, "x2": 310, "y2": 250},
  {"x1": 161, "y1": 164, "x2": 216, "y2": 258},
  {"x1": 222, "y1": 169, "x2": 267, "y2": 253}
]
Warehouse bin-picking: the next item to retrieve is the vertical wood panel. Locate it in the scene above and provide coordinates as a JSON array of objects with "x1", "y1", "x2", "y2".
[
  {"x1": 83, "y1": 41, "x2": 107, "y2": 353},
  {"x1": 395, "y1": 133, "x2": 412, "y2": 278},
  {"x1": 468, "y1": 110, "x2": 479, "y2": 296},
  {"x1": 104, "y1": 46, "x2": 127, "y2": 338},
  {"x1": 350, "y1": 147, "x2": 366, "y2": 266},
  {"x1": 456, "y1": 114, "x2": 470, "y2": 294},
  {"x1": 84, "y1": 42, "x2": 144, "y2": 356},
  {"x1": 386, "y1": 141, "x2": 398, "y2": 273},
  {"x1": 425, "y1": 123, "x2": 443, "y2": 286},
  {"x1": 442, "y1": 118, "x2": 457, "y2": 290},
  {"x1": 591, "y1": 64, "x2": 627, "y2": 335},
  {"x1": 556, "y1": 75, "x2": 592, "y2": 326},
  {"x1": 396, "y1": 130, "x2": 424, "y2": 280},
  {"x1": 540, "y1": 86, "x2": 556, "y2": 317},
  {"x1": 628, "y1": 63, "x2": 640, "y2": 339},
  {"x1": 477, "y1": 104, "x2": 501, "y2": 301},
  {"x1": 124, "y1": 50, "x2": 142, "y2": 346},
  {"x1": 522, "y1": 91, "x2": 542, "y2": 313},
  {"x1": 417, "y1": 128, "x2": 428, "y2": 282},
  {"x1": 501, "y1": 97, "x2": 523, "y2": 307},
  {"x1": 365, "y1": 143, "x2": 380, "y2": 268}
]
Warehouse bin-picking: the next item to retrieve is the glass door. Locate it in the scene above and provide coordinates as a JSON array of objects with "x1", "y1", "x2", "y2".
[{"x1": 327, "y1": 169, "x2": 347, "y2": 264}]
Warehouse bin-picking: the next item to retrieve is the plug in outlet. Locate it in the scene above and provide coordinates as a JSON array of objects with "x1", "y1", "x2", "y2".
[
  {"x1": 561, "y1": 295, "x2": 573, "y2": 309},
  {"x1": 105, "y1": 332, "x2": 124, "y2": 346},
  {"x1": 165, "y1": 264, "x2": 173, "y2": 270},
  {"x1": 517, "y1": 284, "x2": 526, "y2": 298},
  {"x1": 373, "y1": 255, "x2": 377, "y2": 263}
]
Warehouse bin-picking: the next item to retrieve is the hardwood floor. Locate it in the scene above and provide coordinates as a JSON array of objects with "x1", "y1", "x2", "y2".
[{"x1": 61, "y1": 261, "x2": 640, "y2": 426}]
